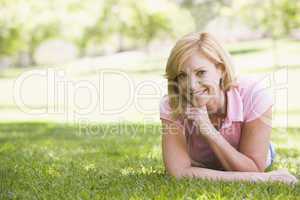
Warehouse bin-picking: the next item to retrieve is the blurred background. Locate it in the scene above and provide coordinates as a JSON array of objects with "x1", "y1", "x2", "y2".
[{"x1": 0, "y1": 0, "x2": 299, "y2": 127}]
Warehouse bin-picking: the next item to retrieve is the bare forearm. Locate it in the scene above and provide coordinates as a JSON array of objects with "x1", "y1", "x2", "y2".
[
  {"x1": 180, "y1": 166, "x2": 267, "y2": 182},
  {"x1": 202, "y1": 129, "x2": 260, "y2": 172}
]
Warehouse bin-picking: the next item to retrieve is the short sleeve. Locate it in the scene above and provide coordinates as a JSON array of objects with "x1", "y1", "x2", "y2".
[
  {"x1": 242, "y1": 78, "x2": 274, "y2": 123},
  {"x1": 159, "y1": 95, "x2": 184, "y2": 128}
]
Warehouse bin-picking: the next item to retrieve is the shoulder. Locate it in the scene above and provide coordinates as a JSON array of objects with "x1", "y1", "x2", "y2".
[
  {"x1": 236, "y1": 75, "x2": 272, "y2": 100},
  {"x1": 236, "y1": 75, "x2": 270, "y2": 93},
  {"x1": 160, "y1": 95, "x2": 172, "y2": 116},
  {"x1": 159, "y1": 95, "x2": 184, "y2": 127},
  {"x1": 236, "y1": 75, "x2": 273, "y2": 123}
]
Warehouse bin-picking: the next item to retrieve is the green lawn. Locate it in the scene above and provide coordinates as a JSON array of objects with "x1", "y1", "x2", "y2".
[{"x1": 0, "y1": 122, "x2": 299, "y2": 199}]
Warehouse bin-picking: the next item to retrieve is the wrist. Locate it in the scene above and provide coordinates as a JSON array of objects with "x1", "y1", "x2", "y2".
[{"x1": 197, "y1": 122, "x2": 218, "y2": 137}]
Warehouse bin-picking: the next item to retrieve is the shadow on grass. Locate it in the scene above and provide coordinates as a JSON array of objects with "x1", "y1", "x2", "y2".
[{"x1": 0, "y1": 122, "x2": 162, "y2": 144}]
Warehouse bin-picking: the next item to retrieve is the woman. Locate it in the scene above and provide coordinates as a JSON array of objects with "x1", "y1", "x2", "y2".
[{"x1": 160, "y1": 32, "x2": 298, "y2": 184}]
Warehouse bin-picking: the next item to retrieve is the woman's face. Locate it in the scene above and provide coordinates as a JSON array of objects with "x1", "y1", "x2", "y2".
[{"x1": 177, "y1": 50, "x2": 223, "y2": 113}]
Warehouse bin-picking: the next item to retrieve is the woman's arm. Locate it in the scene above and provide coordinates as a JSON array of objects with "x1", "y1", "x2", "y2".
[
  {"x1": 186, "y1": 101, "x2": 272, "y2": 172},
  {"x1": 180, "y1": 166, "x2": 267, "y2": 182},
  {"x1": 161, "y1": 119, "x2": 191, "y2": 177},
  {"x1": 179, "y1": 166, "x2": 298, "y2": 184},
  {"x1": 200, "y1": 108, "x2": 272, "y2": 172},
  {"x1": 161, "y1": 118, "x2": 262, "y2": 180},
  {"x1": 161, "y1": 119, "x2": 298, "y2": 184},
  {"x1": 162, "y1": 119, "x2": 266, "y2": 181}
]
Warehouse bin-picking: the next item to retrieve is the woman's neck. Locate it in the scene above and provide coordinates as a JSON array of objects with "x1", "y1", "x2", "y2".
[{"x1": 209, "y1": 90, "x2": 227, "y2": 119}]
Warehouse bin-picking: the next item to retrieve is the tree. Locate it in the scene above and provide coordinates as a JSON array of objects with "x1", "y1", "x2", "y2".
[
  {"x1": 238, "y1": 0, "x2": 300, "y2": 38},
  {"x1": 80, "y1": 0, "x2": 195, "y2": 53},
  {"x1": 175, "y1": 0, "x2": 231, "y2": 30}
]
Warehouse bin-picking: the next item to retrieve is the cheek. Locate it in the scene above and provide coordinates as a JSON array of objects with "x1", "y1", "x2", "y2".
[
  {"x1": 204, "y1": 74, "x2": 219, "y2": 85},
  {"x1": 207, "y1": 85, "x2": 220, "y2": 101},
  {"x1": 196, "y1": 82, "x2": 219, "y2": 105},
  {"x1": 203, "y1": 74, "x2": 221, "y2": 94}
]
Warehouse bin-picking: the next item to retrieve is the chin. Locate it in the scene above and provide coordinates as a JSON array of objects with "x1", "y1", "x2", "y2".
[{"x1": 206, "y1": 102, "x2": 218, "y2": 113}]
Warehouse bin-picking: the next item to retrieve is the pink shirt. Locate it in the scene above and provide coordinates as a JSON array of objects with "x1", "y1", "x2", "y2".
[{"x1": 160, "y1": 76, "x2": 273, "y2": 169}]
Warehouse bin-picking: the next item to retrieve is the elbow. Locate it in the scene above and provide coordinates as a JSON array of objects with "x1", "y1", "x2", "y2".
[
  {"x1": 165, "y1": 167, "x2": 189, "y2": 179},
  {"x1": 247, "y1": 162, "x2": 267, "y2": 173},
  {"x1": 240, "y1": 156, "x2": 268, "y2": 172},
  {"x1": 166, "y1": 169, "x2": 183, "y2": 179},
  {"x1": 257, "y1": 164, "x2": 267, "y2": 172},
  {"x1": 253, "y1": 159, "x2": 268, "y2": 172}
]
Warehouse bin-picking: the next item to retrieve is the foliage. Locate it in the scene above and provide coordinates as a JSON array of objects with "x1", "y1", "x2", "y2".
[
  {"x1": 237, "y1": 0, "x2": 300, "y2": 37},
  {"x1": 0, "y1": 0, "x2": 195, "y2": 58},
  {"x1": 177, "y1": 0, "x2": 230, "y2": 30},
  {"x1": 80, "y1": 0, "x2": 195, "y2": 53}
]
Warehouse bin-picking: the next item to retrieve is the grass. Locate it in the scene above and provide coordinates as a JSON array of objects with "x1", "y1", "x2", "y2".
[{"x1": 0, "y1": 122, "x2": 300, "y2": 199}]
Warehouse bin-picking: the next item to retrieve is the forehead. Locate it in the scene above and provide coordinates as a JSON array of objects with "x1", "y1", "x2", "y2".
[{"x1": 179, "y1": 51, "x2": 215, "y2": 72}]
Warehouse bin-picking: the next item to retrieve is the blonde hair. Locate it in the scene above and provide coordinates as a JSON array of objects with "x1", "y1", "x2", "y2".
[{"x1": 165, "y1": 32, "x2": 237, "y2": 118}]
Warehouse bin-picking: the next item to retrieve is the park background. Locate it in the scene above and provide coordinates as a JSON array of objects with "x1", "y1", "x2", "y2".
[{"x1": 1, "y1": 0, "x2": 300, "y2": 199}]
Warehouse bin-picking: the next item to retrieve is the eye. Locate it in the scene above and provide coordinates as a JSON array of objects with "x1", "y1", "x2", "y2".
[{"x1": 196, "y1": 70, "x2": 206, "y2": 76}]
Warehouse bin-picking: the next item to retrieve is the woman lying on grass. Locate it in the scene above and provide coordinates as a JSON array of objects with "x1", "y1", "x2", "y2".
[{"x1": 160, "y1": 32, "x2": 298, "y2": 184}]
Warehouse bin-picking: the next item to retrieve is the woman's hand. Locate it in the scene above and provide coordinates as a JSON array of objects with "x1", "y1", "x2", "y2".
[
  {"x1": 185, "y1": 104, "x2": 216, "y2": 136},
  {"x1": 267, "y1": 169, "x2": 299, "y2": 185}
]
